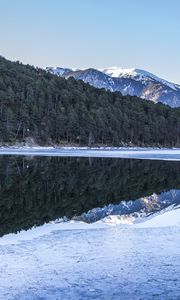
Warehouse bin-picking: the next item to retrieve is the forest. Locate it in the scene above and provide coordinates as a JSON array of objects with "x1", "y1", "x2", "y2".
[{"x1": 0, "y1": 55, "x2": 180, "y2": 147}]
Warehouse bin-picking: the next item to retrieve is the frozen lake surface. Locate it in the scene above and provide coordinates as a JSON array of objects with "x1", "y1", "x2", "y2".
[
  {"x1": 0, "y1": 147, "x2": 180, "y2": 160},
  {"x1": 0, "y1": 219, "x2": 180, "y2": 300}
]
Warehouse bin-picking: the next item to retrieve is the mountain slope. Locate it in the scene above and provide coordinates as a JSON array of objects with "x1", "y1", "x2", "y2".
[
  {"x1": 47, "y1": 66, "x2": 180, "y2": 107},
  {"x1": 0, "y1": 55, "x2": 180, "y2": 147}
]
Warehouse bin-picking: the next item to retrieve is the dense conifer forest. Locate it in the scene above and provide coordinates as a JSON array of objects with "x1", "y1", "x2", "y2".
[{"x1": 0, "y1": 56, "x2": 180, "y2": 147}]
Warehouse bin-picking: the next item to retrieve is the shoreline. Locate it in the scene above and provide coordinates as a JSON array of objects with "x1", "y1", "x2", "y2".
[
  {"x1": 0, "y1": 144, "x2": 179, "y2": 150},
  {"x1": 0, "y1": 147, "x2": 180, "y2": 160}
]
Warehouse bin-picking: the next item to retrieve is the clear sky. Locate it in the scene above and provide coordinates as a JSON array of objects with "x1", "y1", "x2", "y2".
[{"x1": 0, "y1": 0, "x2": 179, "y2": 83}]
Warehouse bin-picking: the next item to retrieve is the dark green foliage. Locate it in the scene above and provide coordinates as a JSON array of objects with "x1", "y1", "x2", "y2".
[
  {"x1": 0, "y1": 156, "x2": 180, "y2": 236},
  {"x1": 0, "y1": 55, "x2": 180, "y2": 146}
]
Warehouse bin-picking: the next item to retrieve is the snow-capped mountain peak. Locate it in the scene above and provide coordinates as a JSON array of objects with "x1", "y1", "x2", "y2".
[
  {"x1": 101, "y1": 66, "x2": 138, "y2": 78},
  {"x1": 45, "y1": 66, "x2": 79, "y2": 76},
  {"x1": 45, "y1": 67, "x2": 72, "y2": 77},
  {"x1": 46, "y1": 65, "x2": 180, "y2": 107},
  {"x1": 102, "y1": 67, "x2": 179, "y2": 91}
]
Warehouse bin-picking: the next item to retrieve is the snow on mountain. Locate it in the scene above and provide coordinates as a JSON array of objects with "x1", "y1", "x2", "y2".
[
  {"x1": 46, "y1": 66, "x2": 180, "y2": 107},
  {"x1": 102, "y1": 67, "x2": 180, "y2": 91},
  {"x1": 45, "y1": 67, "x2": 72, "y2": 77}
]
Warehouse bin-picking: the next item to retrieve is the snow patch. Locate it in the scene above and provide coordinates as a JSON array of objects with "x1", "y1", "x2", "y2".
[{"x1": 134, "y1": 206, "x2": 180, "y2": 228}]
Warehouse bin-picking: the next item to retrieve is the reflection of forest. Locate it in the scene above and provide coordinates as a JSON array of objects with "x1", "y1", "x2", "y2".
[{"x1": 0, "y1": 156, "x2": 180, "y2": 236}]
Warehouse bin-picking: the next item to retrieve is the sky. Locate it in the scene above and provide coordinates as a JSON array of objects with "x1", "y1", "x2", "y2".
[{"x1": 0, "y1": 0, "x2": 179, "y2": 83}]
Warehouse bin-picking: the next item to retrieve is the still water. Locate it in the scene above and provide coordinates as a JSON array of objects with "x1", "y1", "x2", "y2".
[{"x1": 0, "y1": 155, "x2": 180, "y2": 236}]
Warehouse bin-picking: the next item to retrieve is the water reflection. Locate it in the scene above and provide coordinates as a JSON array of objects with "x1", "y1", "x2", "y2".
[
  {"x1": 0, "y1": 156, "x2": 180, "y2": 236},
  {"x1": 77, "y1": 189, "x2": 180, "y2": 224}
]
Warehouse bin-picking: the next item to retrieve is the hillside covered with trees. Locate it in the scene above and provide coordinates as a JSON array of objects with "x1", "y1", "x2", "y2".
[{"x1": 0, "y1": 56, "x2": 179, "y2": 147}]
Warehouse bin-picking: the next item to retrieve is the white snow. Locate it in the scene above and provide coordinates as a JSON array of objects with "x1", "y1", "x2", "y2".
[
  {"x1": 97, "y1": 214, "x2": 135, "y2": 225},
  {"x1": 0, "y1": 147, "x2": 180, "y2": 161},
  {"x1": 45, "y1": 67, "x2": 70, "y2": 76},
  {"x1": 135, "y1": 207, "x2": 180, "y2": 228},
  {"x1": 45, "y1": 66, "x2": 79, "y2": 76},
  {"x1": 102, "y1": 67, "x2": 180, "y2": 91},
  {"x1": 102, "y1": 66, "x2": 137, "y2": 78},
  {"x1": 0, "y1": 220, "x2": 110, "y2": 246}
]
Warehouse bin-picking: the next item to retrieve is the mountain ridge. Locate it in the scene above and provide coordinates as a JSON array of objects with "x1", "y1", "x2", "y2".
[{"x1": 46, "y1": 66, "x2": 180, "y2": 107}]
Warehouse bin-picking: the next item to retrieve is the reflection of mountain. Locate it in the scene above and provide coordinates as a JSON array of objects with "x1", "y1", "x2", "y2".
[
  {"x1": 0, "y1": 156, "x2": 180, "y2": 236},
  {"x1": 77, "y1": 190, "x2": 180, "y2": 224}
]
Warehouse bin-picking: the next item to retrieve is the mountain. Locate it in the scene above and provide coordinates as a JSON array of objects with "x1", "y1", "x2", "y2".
[
  {"x1": 46, "y1": 66, "x2": 180, "y2": 107},
  {"x1": 0, "y1": 55, "x2": 180, "y2": 147},
  {"x1": 46, "y1": 66, "x2": 72, "y2": 77}
]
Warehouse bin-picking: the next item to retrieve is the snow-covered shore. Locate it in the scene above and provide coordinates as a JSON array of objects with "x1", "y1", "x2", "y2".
[{"x1": 0, "y1": 146, "x2": 180, "y2": 160}]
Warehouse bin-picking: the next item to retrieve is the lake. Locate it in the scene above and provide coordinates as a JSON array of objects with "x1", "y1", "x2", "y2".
[{"x1": 0, "y1": 153, "x2": 180, "y2": 299}]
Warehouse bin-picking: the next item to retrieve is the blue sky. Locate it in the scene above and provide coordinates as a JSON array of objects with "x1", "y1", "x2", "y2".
[{"x1": 0, "y1": 0, "x2": 179, "y2": 83}]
